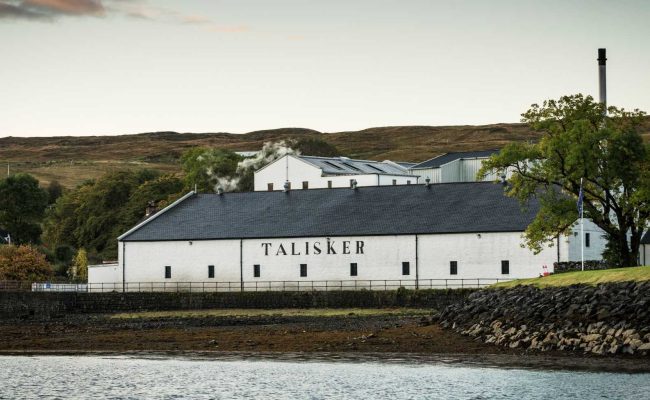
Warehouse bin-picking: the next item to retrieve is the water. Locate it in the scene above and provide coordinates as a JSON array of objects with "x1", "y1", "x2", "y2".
[{"x1": 1, "y1": 355, "x2": 649, "y2": 399}]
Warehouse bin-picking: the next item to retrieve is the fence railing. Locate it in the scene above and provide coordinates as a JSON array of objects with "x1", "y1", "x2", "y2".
[{"x1": 0, "y1": 278, "x2": 512, "y2": 293}]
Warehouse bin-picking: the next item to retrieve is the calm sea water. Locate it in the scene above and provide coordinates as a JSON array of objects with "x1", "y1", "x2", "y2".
[{"x1": 0, "y1": 355, "x2": 649, "y2": 400}]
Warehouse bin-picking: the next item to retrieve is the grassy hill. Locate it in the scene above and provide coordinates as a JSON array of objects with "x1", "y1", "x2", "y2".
[
  {"x1": 492, "y1": 266, "x2": 650, "y2": 288},
  {"x1": 2, "y1": 120, "x2": 649, "y2": 188}
]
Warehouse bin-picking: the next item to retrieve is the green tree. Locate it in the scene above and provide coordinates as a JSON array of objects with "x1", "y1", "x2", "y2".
[
  {"x1": 479, "y1": 94, "x2": 649, "y2": 267},
  {"x1": 46, "y1": 180, "x2": 64, "y2": 205},
  {"x1": 43, "y1": 170, "x2": 183, "y2": 261},
  {"x1": 0, "y1": 244, "x2": 53, "y2": 281},
  {"x1": 180, "y1": 148, "x2": 242, "y2": 192},
  {"x1": 0, "y1": 174, "x2": 49, "y2": 244},
  {"x1": 71, "y1": 248, "x2": 88, "y2": 282}
]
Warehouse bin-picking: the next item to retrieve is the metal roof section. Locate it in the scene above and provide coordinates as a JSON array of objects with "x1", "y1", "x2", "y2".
[
  {"x1": 299, "y1": 155, "x2": 412, "y2": 176},
  {"x1": 411, "y1": 150, "x2": 500, "y2": 170},
  {"x1": 120, "y1": 182, "x2": 539, "y2": 242}
]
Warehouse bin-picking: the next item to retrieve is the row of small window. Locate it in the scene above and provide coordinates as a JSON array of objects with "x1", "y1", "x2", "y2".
[
  {"x1": 163, "y1": 261, "x2": 511, "y2": 279},
  {"x1": 267, "y1": 179, "x2": 413, "y2": 191}
]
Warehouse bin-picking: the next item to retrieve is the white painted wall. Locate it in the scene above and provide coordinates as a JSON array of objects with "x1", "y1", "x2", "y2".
[
  {"x1": 642, "y1": 244, "x2": 649, "y2": 266},
  {"x1": 565, "y1": 219, "x2": 607, "y2": 261},
  {"x1": 88, "y1": 264, "x2": 121, "y2": 292},
  {"x1": 254, "y1": 155, "x2": 415, "y2": 191},
  {"x1": 417, "y1": 232, "x2": 556, "y2": 283},
  {"x1": 97, "y1": 231, "x2": 564, "y2": 291},
  {"x1": 121, "y1": 240, "x2": 242, "y2": 291}
]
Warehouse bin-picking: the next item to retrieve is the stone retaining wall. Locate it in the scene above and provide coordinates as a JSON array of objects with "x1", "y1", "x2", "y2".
[
  {"x1": 0, "y1": 288, "x2": 473, "y2": 320},
  {"x1": 553, "y1": 260, "x2": 609, "y2": 274},
  {"x1": 440, "y1": 281, "x2": 650, "y2": 356}
]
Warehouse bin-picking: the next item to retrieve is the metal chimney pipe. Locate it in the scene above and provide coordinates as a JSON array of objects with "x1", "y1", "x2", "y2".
[{"x1": 598, "y1": 48, "x2": 607, "y2": 110}]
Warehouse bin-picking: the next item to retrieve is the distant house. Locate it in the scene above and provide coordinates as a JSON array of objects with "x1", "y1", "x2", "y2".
[
  {"x1": 254, "y1": 155, "x2": 417, "y2": 191},
  {"x1": 409, "y1": 150, "x2": 510, "y2": 183},
  {"x1": 642, "y1": 232, "x2": 650, "y2": 266}
]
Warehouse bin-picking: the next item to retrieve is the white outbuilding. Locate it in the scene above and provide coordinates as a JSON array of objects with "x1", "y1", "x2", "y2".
[
  {"x1": 88, "y1": 182, "x2": 606, "y2": 292},
  {"x1": 254, "y1": 155, "x2": 416, "y2": 191},
  {"x1": 409, "y1": 150, "x2": 511, "y2": 183}
]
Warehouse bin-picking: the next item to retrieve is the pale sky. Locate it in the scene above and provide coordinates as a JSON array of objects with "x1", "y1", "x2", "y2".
[{"x1": 1, "y1": 0, "x2": 649, "y2": 137}]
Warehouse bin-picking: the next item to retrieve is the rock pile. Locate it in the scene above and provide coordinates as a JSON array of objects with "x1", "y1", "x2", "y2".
[{"x1": 439, "y1": 281, "x2": 650, "y2": 356}]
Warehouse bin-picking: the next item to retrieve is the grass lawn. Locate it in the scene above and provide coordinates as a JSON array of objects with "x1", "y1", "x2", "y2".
[
  {"x1": 492, "y1": 266, "x2": 650, "y2": 288},
  {"x1": 110, "y1": 308, "x2": 432, "y2": 320}
]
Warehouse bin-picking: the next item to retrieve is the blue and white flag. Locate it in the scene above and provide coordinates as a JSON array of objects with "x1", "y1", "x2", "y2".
[{"x1": 577, "y1": 179, "x2": 584, "y2": 217}]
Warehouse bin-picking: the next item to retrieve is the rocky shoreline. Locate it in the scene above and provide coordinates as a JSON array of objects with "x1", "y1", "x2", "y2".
[{"x1": 440, "y1": 281, "x2": 650, "y2": 356}]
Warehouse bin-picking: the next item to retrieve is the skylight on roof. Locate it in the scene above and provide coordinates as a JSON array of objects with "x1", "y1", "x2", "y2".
[
  {"x1": 366, "y1": 164, "x2": 385, "y2": 173},
  {"x1": 341, "y1": 162, "x2": 362, "y2": 172},
  {"x1": 323, "y1": 161, "x2": 344, "y2": 170}
]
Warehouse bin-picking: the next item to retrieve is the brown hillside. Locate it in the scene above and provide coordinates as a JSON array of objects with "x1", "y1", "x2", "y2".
[{"x1": 2, "y1": 121, "x2": 648, "y2": 188}]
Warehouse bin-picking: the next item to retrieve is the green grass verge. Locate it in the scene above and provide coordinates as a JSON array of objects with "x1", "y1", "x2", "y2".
[
  {"x1": 492, "y1": 266, "x2": 650, "y2": 288},
  {"x1": 110, "y1": 308, "x2": 432, "y2": 320}
]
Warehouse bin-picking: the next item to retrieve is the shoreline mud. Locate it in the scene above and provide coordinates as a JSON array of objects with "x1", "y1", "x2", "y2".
[{"x1": 1, "y1": 310, "x2": 649, "y2": 373}]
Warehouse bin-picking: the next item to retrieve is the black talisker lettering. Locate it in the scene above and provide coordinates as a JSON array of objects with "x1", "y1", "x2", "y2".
[
  {"x1": 356, "y1": 241, "x2": 365, "y2": 254},
  {"x1": 342, "y1": 241, "x2": 350, "y2": 254},
  {"x1": 262, "y1": 243, "x2": 272, "y2": 256},
  {"x1": 291, "y1": 242, "x2": 301, "y2": 255},
  {"x1": 276, "y1": 244, "x2": 287, "y2": 256},
  {"x1": 327, "y1": 239, "x2": 336, "y2": 254},
  {"x1": 305, "y1": 242, "x2": 309, "y2": 255},
  {"x1": 313, "y1": 241, "x2": 321, "y2": 254}
]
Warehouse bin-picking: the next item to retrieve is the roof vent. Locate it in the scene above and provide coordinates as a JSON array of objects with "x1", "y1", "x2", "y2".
[
  {"x1": 283, "y1": 180, "x2": 290, "y2": 192},
  {"x1": 340, "y1": 156, "x2": 350, "y2": 160},
  {"x1": 350, "y1": 179, "x2": 357, "y2": 190}
]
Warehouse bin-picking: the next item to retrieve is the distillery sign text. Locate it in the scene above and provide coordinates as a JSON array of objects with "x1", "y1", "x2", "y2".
[{"x1": 261, "y1": 239, "x2": 365, "y2": 256}]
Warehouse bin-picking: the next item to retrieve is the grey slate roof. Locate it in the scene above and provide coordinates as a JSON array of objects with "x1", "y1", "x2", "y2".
[
  {"x1": 299, "y1": 156, "x2": 411, "y2": 176},
  {"x1": 642, "y1": 231, "x2": 650, "y2": 244},
  {"x1": 411, "y1": 150, "x2": 500, "y2": 169},
  {"x1": 120, "y1": 182, "x2": 539, "y2": 242}
]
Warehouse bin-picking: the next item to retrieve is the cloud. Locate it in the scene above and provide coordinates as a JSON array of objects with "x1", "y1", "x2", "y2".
[
  {"x1": 0, "y1": 0, "x2": 104, "y2": 19},
  {"x1": 0, "y1": 0, "x2": 250, "y2": 34}
]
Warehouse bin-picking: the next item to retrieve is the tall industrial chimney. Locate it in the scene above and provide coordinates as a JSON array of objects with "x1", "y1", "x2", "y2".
[{"x1": 598, "y1": 48, "x2": 607, "y2": 110}]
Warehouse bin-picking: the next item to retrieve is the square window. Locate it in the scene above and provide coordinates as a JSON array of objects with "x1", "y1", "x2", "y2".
[
  {"x1": 450, "y1": 261, "x2": 458, "y2": 275},
  {"x1": 208, "y1": 265, "x2": 215, "y2": 278},
  {"x1": 350, "y1": 263, "x2": 358, "y2": 276},
  {"x1": 392, "y1": 179, "x2": 397, "y2": 185},
  {"x1": 328, "y1": 180, "x2": 332, "y2": 188},
  {"x1": 407, "y1": 180, "x2": 411, "y2": 185},
  {"x1": 267, "y1": 183, "x2": 273, "y2": 191},
  {"x1": 164, "y1": 265, "x2": 171, "y2": 279},
  {"x1": 300, "y1": 264, "x2": 307, "y2": 277},
  {"x1": 253, "y1": 264, "x2": 260, "y2": 278},
  {"x1": 402, "y1": 262, "x2": 410, "y2": 276},
  {"x1": 302, "y1": 181, "x2": 309, "y2": 190},
  {"x1": 501, "y1": 260, "x2": 510, "y2": 275}
]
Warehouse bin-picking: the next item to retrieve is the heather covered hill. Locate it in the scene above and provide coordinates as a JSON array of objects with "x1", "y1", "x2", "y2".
[{"x1": 2, "y1": 119, "x2": 649, "y2": 188}]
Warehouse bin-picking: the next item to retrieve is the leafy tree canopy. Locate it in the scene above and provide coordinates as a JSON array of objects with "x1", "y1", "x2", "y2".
[
  {"x1": 180, "y1": 148, "x2": 242, "y2": 193},
  {"x1": 478, "y1": 94, "x2": 649, "y2": 267},
  {"x1": 43, "y1": 170, "x2": 183, "y2": 261},
  {"x1": 0, "y1": 244, "x2": 53, "y2": 281},
  {"x1": 0, "y1": 173, "x2": 49, "y2": 245}
]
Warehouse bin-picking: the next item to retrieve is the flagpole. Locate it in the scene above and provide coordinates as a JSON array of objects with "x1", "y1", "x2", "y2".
[{"x1": 580, "y1": 178, "x2": 584, "y2": 272}]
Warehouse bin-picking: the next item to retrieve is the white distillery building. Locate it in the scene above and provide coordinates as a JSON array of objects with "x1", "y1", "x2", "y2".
[
  {"x1": 253, "y1": 155, "x2": 416, "y2": 191},
  {"x1": 89, "y1": 182, "x2": 602, "y2": 292},
  {"x1": 409, "y1": 150, "x2": 512, "y2": 183}
]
